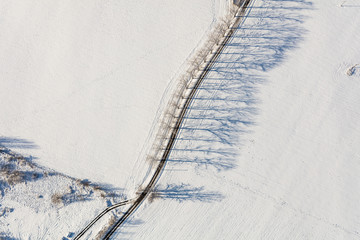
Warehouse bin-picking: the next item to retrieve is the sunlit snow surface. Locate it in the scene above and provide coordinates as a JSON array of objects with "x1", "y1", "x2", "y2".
[
  {"x1": 0, "y1": 0, "x2": 228, "y2": 188},
  {"x1": 0, "y1": 0, "x2": 229, "y2": 238},
  {"x1": 1, "y1": 0, "x2": 360, "y2": 238},
  {"x1": 114, "y1": 0, "x2": 360, "y2": 239}
]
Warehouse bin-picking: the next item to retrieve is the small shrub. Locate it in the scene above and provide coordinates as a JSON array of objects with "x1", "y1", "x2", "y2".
[
  {"x1": 7, "y1": 171, "x2": 25, "y2": 185},
  {"x1": 51, "y1": 193, "x2": 63, "y2": 206}
]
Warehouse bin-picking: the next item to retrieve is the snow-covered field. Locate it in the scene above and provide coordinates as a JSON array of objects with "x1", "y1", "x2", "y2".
[
  {"x1": 0, "y1": 0, "x2": 230, "y2": 191},
  {"x1": 111, "y1": 0, "x2": 360, "y2": 239},
  {"x1": 1, "y1": 0, "x2": 360, "y2": 239},
  {"x1": 0, "y1": 0, "x2": 230, "y2": 238}
]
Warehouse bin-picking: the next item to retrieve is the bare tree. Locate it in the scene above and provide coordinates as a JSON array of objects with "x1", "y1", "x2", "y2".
[{"x1": 143, "y1": 2, "x2": 240, "y2": 170}]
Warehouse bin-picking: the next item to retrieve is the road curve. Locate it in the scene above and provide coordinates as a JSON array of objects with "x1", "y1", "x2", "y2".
[
  {"x1": 102, "y1": 1, "x2": 252, "y2": 239},
  {"x1": 73, "y1": 1, "x2": 252, "y2": 239},
  {"x1": 73, "y1": 199, "x2": 134, "y2": 240}
]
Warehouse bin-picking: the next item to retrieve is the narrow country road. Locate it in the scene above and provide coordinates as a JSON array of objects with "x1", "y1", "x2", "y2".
[{"x1": 74, "y1": 1, "x2": 252, "y2": 239}]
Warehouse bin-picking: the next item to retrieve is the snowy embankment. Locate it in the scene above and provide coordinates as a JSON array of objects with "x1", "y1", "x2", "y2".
[
  {"x1": 111, "y1": 0, "x2": 360, "y2": 239},
  {"x1": 0, "y1": 0, "x2": 231, "y2": 239}
]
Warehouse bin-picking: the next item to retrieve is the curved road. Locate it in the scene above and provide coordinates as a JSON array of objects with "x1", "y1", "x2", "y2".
[{"x1": 74, "y1": 1, "x2": 252, "y2": 239}]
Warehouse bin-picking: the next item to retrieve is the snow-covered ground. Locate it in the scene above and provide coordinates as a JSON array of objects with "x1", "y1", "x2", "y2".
[
  {"x1": 0, "y1": 0, "x2": 230, "y2": 238},
  {"x1": 2, "y1": 0, "x2": 360, "y2": 239},
  {"x1": 111, "y1": 0, "x2": 360, "y2": 239},
  {"x1": 0, "y1": 0, "x2": 229, "y2": 189}
]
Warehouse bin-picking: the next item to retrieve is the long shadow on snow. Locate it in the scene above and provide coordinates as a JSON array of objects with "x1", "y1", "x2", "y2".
[
  {"x1": 168, "y1": 0, "x2": 313, "y2": 171},
  {"x1": 151, "y1": 183, "x2": 224, "y2": 202},
  {"x1": 115, "y1": 183, "x2": 222, "y2": 239},
  {"x1": 106, "y1": 1, "x2": 313, "y2": 238},
  {"x1": 0, "y1": 137, "x2": 124, "y2": 202},
  {"x1": 113, "y1": 218, "x2": 145, "y2": 239},
  {"x1": 0, "y1": 234, "x2": 18, "y2": 240},
  {"x1": 0, "y1": 137, "x2": 38, "y2": 150}
]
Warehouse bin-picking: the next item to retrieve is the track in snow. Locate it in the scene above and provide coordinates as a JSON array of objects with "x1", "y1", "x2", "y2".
[{"x1": 74, "y1": 1, "x2": 252, "y2": 239}]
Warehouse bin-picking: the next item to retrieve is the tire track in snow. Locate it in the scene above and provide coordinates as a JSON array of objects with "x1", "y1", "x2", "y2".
[
  {"x1": 73, "y1": 199, "x2": 134, "y2": 239},
  {"x1": 74, "y1": 1, "x2": 252, "y2": 239}
]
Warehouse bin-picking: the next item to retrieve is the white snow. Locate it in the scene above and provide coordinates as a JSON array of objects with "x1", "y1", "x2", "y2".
[
  {"x1": 1, "y1": 0, "x2": 360, "y2": 239},
  {"x1": 0, "y1": 1, "x2": 228, "y2": 194},
  {"x1": 0, "y1": 0, "x2": 231, "y2": 238},
  {"x1": 110, "y1": 0, "x2": 360, "y2": 239}
]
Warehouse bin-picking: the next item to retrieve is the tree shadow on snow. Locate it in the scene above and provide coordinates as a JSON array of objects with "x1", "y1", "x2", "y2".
[
  {"x1": 150, "y1": 183, "x2": 223, "y2": 203},
  {"x1": 0, "y1": 233, "x2": 19, "y2": 240},
  {"x1": 0, "y1": 137, "x2": 38, "y2": 150},
  {"x1": 114, "y1": 183, "x2": 222, "y2": 239},
  {"x1": 0, "y1": 137, "x2": 124, "y2": 199},
  {"x1": 110, "y1": 217, "x2": 145, "y2": 240},
  {"x1": 1, "y1": 138, "x2": 127, "y2": 239},
  {"x1": 0, "y1": 138, "x2": 124, "y2": 224},
  {"x1": 0, "y1": 138, "x2": 43, "y2": 196},
  {"x1": 168, "y1": 0, "x2": 313, "y2": 172}
]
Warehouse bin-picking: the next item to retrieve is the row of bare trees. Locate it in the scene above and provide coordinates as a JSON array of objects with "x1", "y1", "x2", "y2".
[{"x1": 144, "y1": 3, "x2": 241, "y2": 173}]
